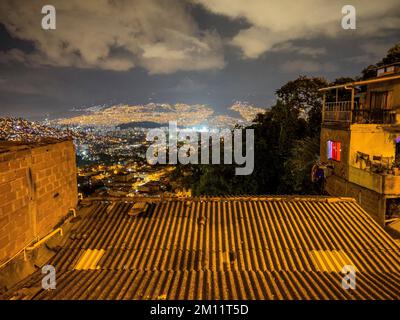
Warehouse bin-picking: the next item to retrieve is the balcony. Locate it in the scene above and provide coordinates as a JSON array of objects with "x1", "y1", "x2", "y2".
[
  {"x1": 323, "y1": 101, "x2": 353, "y2": 123},
  {"x1": 323, "y1": 101, "x2": 396, "y2": 125},
  {"x1": 348, "y1": 166, "x2": 400, "y2": 195}
]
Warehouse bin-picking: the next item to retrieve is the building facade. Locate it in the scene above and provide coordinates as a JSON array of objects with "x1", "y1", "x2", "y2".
[{"x1": 319, "y1": 63, "x2": 400, "y2": 225}]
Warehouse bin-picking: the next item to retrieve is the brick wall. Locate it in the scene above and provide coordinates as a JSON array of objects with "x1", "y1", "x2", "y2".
[{"x1": 0, "y1": 140, "x2": 78, "y2": 264}]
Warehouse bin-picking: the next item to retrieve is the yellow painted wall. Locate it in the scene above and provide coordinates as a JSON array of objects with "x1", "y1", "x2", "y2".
[
  {"x1": 349, "y1": 124, "x2": 396, "y2": 168},
  {"x1": 348, "y1": 166, "x2": 383, "y2": 193}
]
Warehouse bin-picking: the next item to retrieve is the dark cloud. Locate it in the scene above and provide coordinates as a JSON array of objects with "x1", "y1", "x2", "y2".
[{"x1": 0, "y1": 0, "x2": 399, "y2": 119}]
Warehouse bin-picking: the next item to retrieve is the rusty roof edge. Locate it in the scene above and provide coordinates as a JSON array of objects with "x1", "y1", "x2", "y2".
[{"x1": 80, "y1": 195, "x2": 357, "y2": 203}]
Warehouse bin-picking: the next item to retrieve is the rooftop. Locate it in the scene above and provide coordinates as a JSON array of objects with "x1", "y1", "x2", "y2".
[
  {"x1": 319, "y1": 72, "x2": 400, "y2": 92},
  {"x1": 319, "y1": 66, "x2": 400, "y2": 126},
  {"x1": 2, "y1": 196, "x2": 400, "y2": 300},
  {"x1": 0, "y1": 138, "x2": 72, "y2": 154}
]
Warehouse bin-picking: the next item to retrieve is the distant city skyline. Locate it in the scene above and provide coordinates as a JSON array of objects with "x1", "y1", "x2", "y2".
[
  {"x1": 0, "y1": 0, "x2": 399, "y2": 120},
  {"x1": 53, "y1": 102, "x2": 265, "y2": 128}
]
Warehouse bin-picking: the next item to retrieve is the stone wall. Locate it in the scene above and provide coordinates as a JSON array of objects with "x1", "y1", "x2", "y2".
[{"x1": 0, "y1": 140, "x2": 78, "y2": 264}]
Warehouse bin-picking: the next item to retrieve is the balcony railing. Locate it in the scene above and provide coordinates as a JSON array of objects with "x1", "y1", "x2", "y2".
[
  {"x1": 324, "y1": 102, "x2": 353, "y2": 123},
  {"x1": 352, "y1": 109, "x2": 396, "y2": 124},
  {"x1": 323, "y1": 101, "x2": 396, "y2": 124}
]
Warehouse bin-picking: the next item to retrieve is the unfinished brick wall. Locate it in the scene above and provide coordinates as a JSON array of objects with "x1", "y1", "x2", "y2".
[{"x1": 0, "y1": 139, "x2": 78, "y2": 264}]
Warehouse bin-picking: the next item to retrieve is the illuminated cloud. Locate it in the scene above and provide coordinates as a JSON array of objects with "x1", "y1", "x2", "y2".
[
  {"x1": 1, "y1": 0, "x2": 398, "y2": 74},
  {"x1": 0, "y1": 0, "x2": 225, "y2": 74},
  {"x1": 195, "y1": 0, "x2": 400, "y2": 59}
]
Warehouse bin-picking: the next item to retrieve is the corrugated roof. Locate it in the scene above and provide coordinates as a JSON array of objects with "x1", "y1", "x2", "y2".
[{"x1": 4, "y1": 196, "x2": 400, "y2": 300}]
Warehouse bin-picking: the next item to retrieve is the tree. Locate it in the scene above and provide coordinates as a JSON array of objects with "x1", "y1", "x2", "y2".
[
  {"x1": 176, "y1": 42, "x2": 400, "y2": 196},
  {"x1": 381, "y1": 43, "x2": 400, "y2": 65},
  {"x1": 276, "y1": 76, "x2": 328, "y2": 136},
  {"x1": 279, "y1": 135, "x2": 321, "y2": 194},
  {"x1": 325, "y1": 77, "x2": 356, "y2": 101},
  {"x1": 362, "y1": 42, "x2": 400, "y2": 79},
  {"x1": 249, "y1": 99, "x2": 308, "y2": 194},
  {"x1": 175, "y1": 76, "x2": 329, "y2": 196}
]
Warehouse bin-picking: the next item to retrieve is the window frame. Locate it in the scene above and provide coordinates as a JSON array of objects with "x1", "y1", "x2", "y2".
[{"x1": 327, "y1": 140, "x2": 341, "y2": 162}]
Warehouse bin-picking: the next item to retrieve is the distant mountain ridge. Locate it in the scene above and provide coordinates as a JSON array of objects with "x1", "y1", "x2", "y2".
[{"x1": 117, "y1": 121, "x2": 169, "y2": 129}]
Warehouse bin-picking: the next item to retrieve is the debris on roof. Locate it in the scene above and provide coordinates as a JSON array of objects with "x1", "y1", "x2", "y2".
[{"x1": 127, "y1": 201, "x2": 149, "y2": 216}]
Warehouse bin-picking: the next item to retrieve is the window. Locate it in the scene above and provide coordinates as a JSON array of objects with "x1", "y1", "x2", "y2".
[
  {"x1": 387, "y1": 66, "x2": 395, "y2": 73},
  {"x1": 327, "y1": 140, "x2": 341, "y2": 161},
  {"x1": 377, "y1": 68, "x2": 385, "y2": 77},
  {"x1": 370, "y1": 91, "x2": 392, "y2": 110},
  {"x1": 377, "y1": 66, "x2": 395, "y2": 77}
]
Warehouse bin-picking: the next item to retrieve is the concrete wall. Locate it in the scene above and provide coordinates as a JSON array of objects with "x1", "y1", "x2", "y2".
[
  {"x1": 0, "y1": 140, "x2": 78, "y2": 264},
  {"x1": 322, "y1": 125, "x2": 397, "y2": 169},
  {"x1": 320, "y1": 126, "x2": 350, "y2": 179},
  {"x1": 325, "y1": 175, "x2": 385, "y2": 225},
  {"x1": 349, "y1": 124, "x2": 396, "y2": 167},
  {"x1": 348, "y1": 166, "x2": 384, "y2": 194}
]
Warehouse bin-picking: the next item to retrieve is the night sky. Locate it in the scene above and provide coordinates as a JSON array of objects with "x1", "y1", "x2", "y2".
[{"x1": 0, "y1": 0, "x2": 399, "y2": 120}]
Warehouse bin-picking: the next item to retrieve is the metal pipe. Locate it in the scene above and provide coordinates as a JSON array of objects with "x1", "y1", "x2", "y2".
[
  {"x1": 69, "y1": 208, "x2": 77, "y2": 217},
  {"x1": 25, "y1": 228, "x2": 63, "y2": 251},
  {"x1": 0, "y1": 245, "x2": 30, "y2": 269},
  {"x1": 319, "y1": 84, "x2": 348, "y2": 91},
  {"x1": 319, "y1": 74, "x2": 400, "y2": 91},
  {"x1": 350, "y1": 88, "x2": 355, "y2": 123},
  {"x1": 0, "y1": 227, "x2": 63, "y2": 267},
  {"x1": 385, "y1": 218, "x2": 399, "y2": 224}
]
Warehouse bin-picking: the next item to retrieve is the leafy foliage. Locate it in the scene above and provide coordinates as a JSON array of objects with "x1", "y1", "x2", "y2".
[
  {"x1": 175, "y1": 76, "x2": 327, "y2": 196},
  {"x1": 279, "y1": 135, "x2": 322, "y2": 194},
  {"x1": 276, "y1": 76, "x2": 327, "y2": 136},
  {"x1": 173, "y1": 43, "x2": 399, "y2": 196},
  {"x1": 362, "y1": 42, "x2": 400, "y2": 79}
]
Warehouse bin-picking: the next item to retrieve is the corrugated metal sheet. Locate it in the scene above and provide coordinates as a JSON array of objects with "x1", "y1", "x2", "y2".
[
  {"x1": 309, "y1": 250, "x2": 356, "y2": 272},
  {"x1": 4, "y1": 197, "x2": 400, "y2": 300},
  {"x1": 74, "y1": 249, "x2": 105, "y2": 270}
]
